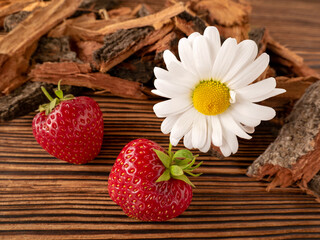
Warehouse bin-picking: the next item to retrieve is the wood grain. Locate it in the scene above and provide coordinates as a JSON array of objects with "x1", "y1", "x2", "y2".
[{"x1": 1, "y1": 0, "x2": 320, "y2": 239}]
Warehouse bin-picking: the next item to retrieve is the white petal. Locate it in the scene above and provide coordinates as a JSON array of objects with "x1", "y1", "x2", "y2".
[
  {"x1": 220, "y1": 112, "x2": 252, "y2": 139},
  {"x1": 204, "y1": 26, "x2": 221, "y2": 63},
  {"x1": 199, "y1": 116, "x2": 212, "y2": 153},
  {"x1": 219, "y1": 140, "x2": 231, "y2": 157},
  {"x1": 154, "y1": 66, "x2": 198, "y2": 88},
  {"x1": 229, "y1": 53, "x2": 270, "y2": 89},
  {"x1": 193, "y1": 35, "x2": 213, "y2": 80},
  {"x1": 170, "y1": 136, "x2": 180, "y2": 146},
  {"x1": 236, "y1": 77, "x2": 276, "y2": 100},
  {"x1": 241, "y1": 125, "x2": 255, "y2": 134},
  {"x1": 188, "y1": 32, "x2": 201, "y2": 44},
  {"x1": 211, "y1": 115, "x2": 222, "y2": 147},
  {"x1": 153, "y1": 95, "x2": 192, "y2": 118},
  {"x1": 229, "y1": 105, "x2": 261, "y2": 127},
  {"x1": 161, "y1": 114, "x2": 180, "y2": 134},
  {"x1": 151, "y1": 89, "x2": 170, "y2": 98},
  {"x1": 170, "y1": 108, "x2": 197, "y2": 145},
  {"x1": 223, "y1": 40, "x2": 258, "y2": 83},
  {"x1": 165, "y1": 61, "x2": 199, "y2": 87},
  {"x1": 178, "y1": 38, "x2": 198, "y2": 76},
  {"x1": 248, "y1": 88, "x2": 286, "y2": 102},
  {"x1": 233, "y1": 100, "x2": 276, "y2": 121},
  {"x1": 154, "y1": 79, "x2": 190, "y2": 98},
  {"x1": 183, "y1": 129, "x2": 193, "y2": 149},
  {"x1": 211, "y1": 38, "x2": 238, "y2": 80},
  {"x1": 192, "y1": 113, "x2": 207, "y2": 149},
  {"x1": 154, "y1": 67, "x2": 171, "y2": 80},
  {"x1": 162, "y1": 50, "x2": 199, "y2": 86},
  {"x1": 163, "y1": 50, "x2": 179, "y2": 69},
  {"x1": 224, "y1": 130, "x2": 239, "y2": 154}
]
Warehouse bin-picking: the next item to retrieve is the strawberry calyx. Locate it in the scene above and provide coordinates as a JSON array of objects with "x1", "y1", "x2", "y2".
[
  {"x1": 153, "y1": 144, "x2": 202, "y2": 188},
  {"x1": 39, "y1": 80, "x2": 74, "y2": 115}
]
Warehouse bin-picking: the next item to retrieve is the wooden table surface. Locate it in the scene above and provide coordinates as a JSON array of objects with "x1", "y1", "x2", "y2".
[{"x1": 1, "y1": 0, "x2": 320, "y2": 239}]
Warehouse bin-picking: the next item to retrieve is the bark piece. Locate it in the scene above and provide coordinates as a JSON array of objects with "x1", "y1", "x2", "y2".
[
  {"x1": 50, "y1": 2, "x2": 184, "y2": 42},
  {"x1": 48, "y1": 13, "x2": 101, "y2": 39},
  {"x1": 0, "y1": 0, "x2": 82, "y2": 94},
  {"x1": 97, "y1": 2, "x2": 184, "y2": 35},
  {"x1": 0, "y1": 81, "x2": 82, "y2": 122},
  {"x1": 188, "y1": 0, "x2": 251, "y2": 41},
  {"x1": 31, "y1": 36, "x2": 78, "y2": 63},
  {"x1": 48, "y1": 6, "x2": 137, "y2": 41},
  {"x1": 247, "y1": 80, "x2": 320, "y2": 202},
  {"x1": 133, "y1": 4, "x2": 154, "y2": 17},
  {"x1": 108, "y1": 55, "x2": 155, "y2": 85},
  {"x1": 249, "y1": 27, "x2": 268, "y2": 55},
  {"x1": 3, "y1": 10, "x2": 31, "y2": 32},
  {"x1": 174, "y1": 10, "x2": 207, "y2": 35},
  {"x1": 94, "y1": 26, "x2": 153, "y2": 67},
  {"x1": 79, "y1": 0, "x2": 119, "y2": 11},
  {"x1": 306, "y1": 174, "x2": 320, "y2": 200},
  {"x1": 75, "y1": 40, "x2": 103, "y2": 69},
  {"x1": 94, "y1": 23, "x2": 174, "y2": 72},
  {"x1": 146, "y1": 31, "x2": 179, "y2": 54},
  {"x1": 0, "y1": 0, "x2": 35, "y2": 24},
  {"x1": 144, "y1": 31, "x2": 180, "y2": 63},
  {"x1": 29, "y1": 62, "x2": 148, "y2": 100}
]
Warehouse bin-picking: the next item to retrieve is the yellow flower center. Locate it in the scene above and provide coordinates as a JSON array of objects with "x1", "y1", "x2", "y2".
[{"x1": 192, "y1": 80, "x2": 230, "y2": 115}]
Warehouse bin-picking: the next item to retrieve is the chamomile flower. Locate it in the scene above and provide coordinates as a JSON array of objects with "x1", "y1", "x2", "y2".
[{"x1": 152, "y1": 26, "x2": 286, "y2": 157}]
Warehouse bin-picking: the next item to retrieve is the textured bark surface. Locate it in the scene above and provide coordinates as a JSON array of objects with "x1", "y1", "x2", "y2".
[
  {"x1": 3, "y1": 11, "x2": 31, "y2": 32},
  {"x1": 0, "y1": 81, "x2": 82, "y2": 122},
  {"x1": 307, "y1": 174, "x2": 320, "y2": 199},
  {"x1": 79, "y1": 0, "x2": 119, "y2": 10},
  {"x1": 247, "y1": 80, "x2": 320, "y2": 201},
  {"x1": 189, "y1": 0, "x2": 251, "y2": 41},
  {"x1": 175, "y1": 10, "x2": 207, "y2": 35},
  {"x1": 0, "y1": 0, "x2": 82, "y2": 94},
  {"x1": 249, "y1": 27, "x2": 267, "y2": 55},
  {"x1": 94, "y1": 23, "x2": 174, "y2": 72},
  {"x1": 31, "y1": 36, "x2": 78, "y2": 63},
  {"x1": 108, "y1": 55, "x2": 155, "y2": 85},
  {"x1": 29, "y1": 62, "x2": 149, "y2": 100},
  {"x1": 93, "y1": 26, "x2": 153, "y2": 66}
]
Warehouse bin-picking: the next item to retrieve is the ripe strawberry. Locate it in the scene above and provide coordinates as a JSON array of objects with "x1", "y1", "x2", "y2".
[
  {"x1": 32, "y1": 82, "x2": 103, "y2": 164},
  {"x1": 108, "y1": 138, "x2": 202, "y2": 221}
]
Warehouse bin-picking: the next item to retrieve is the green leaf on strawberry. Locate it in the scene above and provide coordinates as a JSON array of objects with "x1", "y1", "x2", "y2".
[
  {"x1": 153, "y1": 143, "x2": 202, "y2": 188},
  {"x1": 173, "y1": 149, "x2": 193, "y2": 160},
  {"x1": 39, "y1": 80, "x2": 74, "y2": 115}
]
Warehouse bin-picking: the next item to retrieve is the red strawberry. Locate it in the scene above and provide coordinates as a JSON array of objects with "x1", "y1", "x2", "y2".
[
  {"x1": 32, "y1": 82, "x2": 103, "y2": 164},
  {"x1": 108, "y1": 138, "x2": 202, "y2": 221}
]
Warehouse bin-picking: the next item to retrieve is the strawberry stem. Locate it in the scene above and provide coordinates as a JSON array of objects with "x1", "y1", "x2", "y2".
[
  {"x1": 154, "y1": 144, "x2": 202, "y2": 188},
  {"x1": 38, "y1": 80, "x2": 75, "y2": 115},
  {"x1": 41, "y1": 86, "x2": 54, "y2": 102}
]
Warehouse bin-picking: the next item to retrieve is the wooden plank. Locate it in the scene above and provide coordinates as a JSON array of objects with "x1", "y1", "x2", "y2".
[
  {"x1": 1, "y1": 95, "x2": 320, "y2": 240},
  {"x1": 1, "y1": 0, "x2": 320, "y2": 239}
]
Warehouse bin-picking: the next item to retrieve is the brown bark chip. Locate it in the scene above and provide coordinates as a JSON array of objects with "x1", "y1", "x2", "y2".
[{"x1": 247, "y1": 80, "x2": 320, "y2": 201}]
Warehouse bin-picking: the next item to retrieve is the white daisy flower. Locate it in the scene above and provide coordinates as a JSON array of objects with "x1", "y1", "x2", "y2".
[{"x1": 152, "y1": 26, "x2": 286, "y2": 157}]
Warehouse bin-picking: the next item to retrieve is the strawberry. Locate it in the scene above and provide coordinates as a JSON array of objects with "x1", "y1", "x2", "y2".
[
  {"x1": 32, "y1": 81, "x2": 103, "y2": 164},
  {"x1": 108, "y1": 138, "x2": 202, "y2": 221}
]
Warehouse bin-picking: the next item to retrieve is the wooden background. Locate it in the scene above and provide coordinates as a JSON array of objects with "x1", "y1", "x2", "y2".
[{"x1": 1, "y1": 0, "x2": 320, "y2": 239}]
